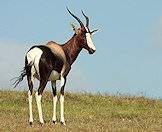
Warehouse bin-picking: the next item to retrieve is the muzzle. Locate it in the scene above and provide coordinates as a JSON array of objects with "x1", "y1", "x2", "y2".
[{"x1": 89, "y1": 48, "x2": 96, "y2": 54}]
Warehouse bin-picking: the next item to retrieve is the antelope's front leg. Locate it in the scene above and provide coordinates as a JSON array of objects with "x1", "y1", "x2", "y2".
[
  {"x1": 60, "y1": 76, "x2": 66, "y2": 125},
  {"x1": 51, "y1": 81, "x2": 57, "y2": 124}
]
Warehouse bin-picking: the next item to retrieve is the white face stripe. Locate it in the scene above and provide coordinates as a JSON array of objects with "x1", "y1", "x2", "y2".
[
  {"x1": 86, "y1": 33, "x2": 96, "y2": 51},
  {"x1": 85, "y1": 27, "x2": 96, "y2": 51}
]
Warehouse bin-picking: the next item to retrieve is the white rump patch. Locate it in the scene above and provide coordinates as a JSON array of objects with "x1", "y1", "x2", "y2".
[{"x1": 26, "y1": 47, "x2": 43, "y2": 77}]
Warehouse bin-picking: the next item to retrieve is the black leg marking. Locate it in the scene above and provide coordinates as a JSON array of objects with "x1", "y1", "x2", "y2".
[
  {"x1": 40, "y1": 122, "x2": 44, "y2": 126},
  {"x1": 29, "y1": 122, "x2": 33, "y2": 126},
  {"x1": 51, "y1": 81, "x2": 58, "y2": 124},
  {"x1": 26, "y1": 63, "x2": 34, "y2": 125},
  {"x1": 26, "y1": 62, "x2": 34, "y2": 95},
  {"x1": 51, "y1": 81, "x2": 57, "y2": 96},
  {"x1": 60, "y1": 77, "x2": 67, "y2": 95},
  {"x1": 61, "y1": 121, "x2": 66, "y2": 126},
  {"x1": 27, "y1": 76, "x2": 33, "y2": 95},
  {"x1": 53, "y1": 120, "x2": 57, "y2": 124}
]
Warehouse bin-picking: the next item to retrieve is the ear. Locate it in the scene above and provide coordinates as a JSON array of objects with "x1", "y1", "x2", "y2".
[
  {"x1": 90, "y1": 29, "x2": 98, "y2": 35},
  {"x1": 70, "y1": 22, "x2": 77, "y2": 32},
  {"x1": 75, "y1": 28, "x2": 82, "y2": 34}
]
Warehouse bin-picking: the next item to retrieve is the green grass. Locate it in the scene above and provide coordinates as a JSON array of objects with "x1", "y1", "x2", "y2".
[{"x1": 1, "y1": 91, "x2": 162, "y2": 131}]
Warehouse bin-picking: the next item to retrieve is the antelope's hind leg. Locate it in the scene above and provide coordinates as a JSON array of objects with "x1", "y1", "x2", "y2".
[
  {"x1": 35, "y1": 66, "x2": 52, "y2": 125},
  {"x1": 27, "y1": 65, "x2": 35, "y2": 125},
  {"x1": 35, "y1": 78, "x2": 49, "y2": 125}
]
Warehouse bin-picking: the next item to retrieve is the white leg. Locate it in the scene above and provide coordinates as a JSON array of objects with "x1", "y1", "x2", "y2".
[
  {"x1": 52, "y1": 95, "x2": 58, "y2": 123},
  {"x1": 51, "y1": 81, "x2": 57, "y2": 123},
  {"x1": 60, "y1": 94, "x2": 65, "y2": 125},
  {"x1": 35, "y1": 92, "x2": 44, "y2": 124},
  {"x1": 27, "y1": 66, "x2": 35, "y2": 125},
  {"x1": 60, "y1": 76, "x2": 66, "y2": 125},
  {"x1": 60, "y1": 76, "x2": 65, "y2": 87},
  {"x1": 28, "y1": 90, "x2": 33, "y2": 124}
]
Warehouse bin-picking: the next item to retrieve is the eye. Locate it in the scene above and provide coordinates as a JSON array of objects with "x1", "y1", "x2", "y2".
[{"x1": 81, "y1": 32, "x2": 86, "y2": 37}]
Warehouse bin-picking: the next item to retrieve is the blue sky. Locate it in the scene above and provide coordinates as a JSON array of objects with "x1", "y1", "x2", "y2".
[{"x1": 0, "y1": 1, "x2": 162, "y2": 98}]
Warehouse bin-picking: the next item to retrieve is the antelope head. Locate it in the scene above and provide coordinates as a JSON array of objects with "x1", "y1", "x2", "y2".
[{"x1": 67, "y1": 7, "x2": 97, "y2": 54}]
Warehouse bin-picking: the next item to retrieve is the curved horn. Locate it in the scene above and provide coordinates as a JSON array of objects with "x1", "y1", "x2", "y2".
[
  {"x1": 82, "y1": 11, "x2": 89, "y2": 27},
  {"x1": 66, "y1": 7, "x2": 84, "y2": 28}
]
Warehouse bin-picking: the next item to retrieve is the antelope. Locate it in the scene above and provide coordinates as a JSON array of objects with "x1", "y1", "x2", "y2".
[{"x1": 13, "y1": 7, "x2": 97, "y2": 126}]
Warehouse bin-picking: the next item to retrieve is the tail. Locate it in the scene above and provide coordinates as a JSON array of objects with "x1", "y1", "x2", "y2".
[{"x1": 11, "y1": 61, "x2": 33, "y2": 88}]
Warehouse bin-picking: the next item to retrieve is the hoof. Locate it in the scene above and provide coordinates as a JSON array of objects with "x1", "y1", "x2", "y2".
[
  {"x1": 60, "y1": 121, "x2": 66, "y2": 126},
  {"x1": 29, "y1": 122, "x2": 33, "y2": 126},
  {"x1": 40, "y1": 122, "x2": 44, "y2": 126},
  {"x1": 53, "y1": 120, "x2": 57, "y2": 124}
]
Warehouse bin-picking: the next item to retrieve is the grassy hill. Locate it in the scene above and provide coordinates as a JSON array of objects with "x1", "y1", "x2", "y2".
[{"x1": 1, "y1": 91, "x2": 162, "y2": 131}]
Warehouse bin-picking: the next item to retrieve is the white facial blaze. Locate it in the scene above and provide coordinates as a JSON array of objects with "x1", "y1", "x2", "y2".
[
  {"x1": 85, "y1": 27, "x2": 96, "y2": 51},
  {"x1": 86, "y1": 33, "x2": 96, "y2": 51}
]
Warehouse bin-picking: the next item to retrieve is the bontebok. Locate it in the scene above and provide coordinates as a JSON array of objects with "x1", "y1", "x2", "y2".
[{"x1": 13, "y1": 7, "x2": 97, "y2": 126}]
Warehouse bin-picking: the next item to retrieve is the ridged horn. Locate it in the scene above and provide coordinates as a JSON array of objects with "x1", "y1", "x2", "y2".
[
  {"x1": 66, "y1": 7, "x2": 84, "y2": 28},
  {"x1": 82, "y1": 11, "x2": 89, "y2": 27}
]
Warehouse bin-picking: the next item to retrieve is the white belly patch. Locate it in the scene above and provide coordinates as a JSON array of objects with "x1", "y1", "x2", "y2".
[{"x1": 48, "y1": 70, "x2": 60, "y2": 81}]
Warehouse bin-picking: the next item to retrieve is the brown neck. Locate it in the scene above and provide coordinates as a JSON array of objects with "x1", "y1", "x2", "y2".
[{"x1": 62, "y1": 34, "x2": 82, "y2": 65}]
